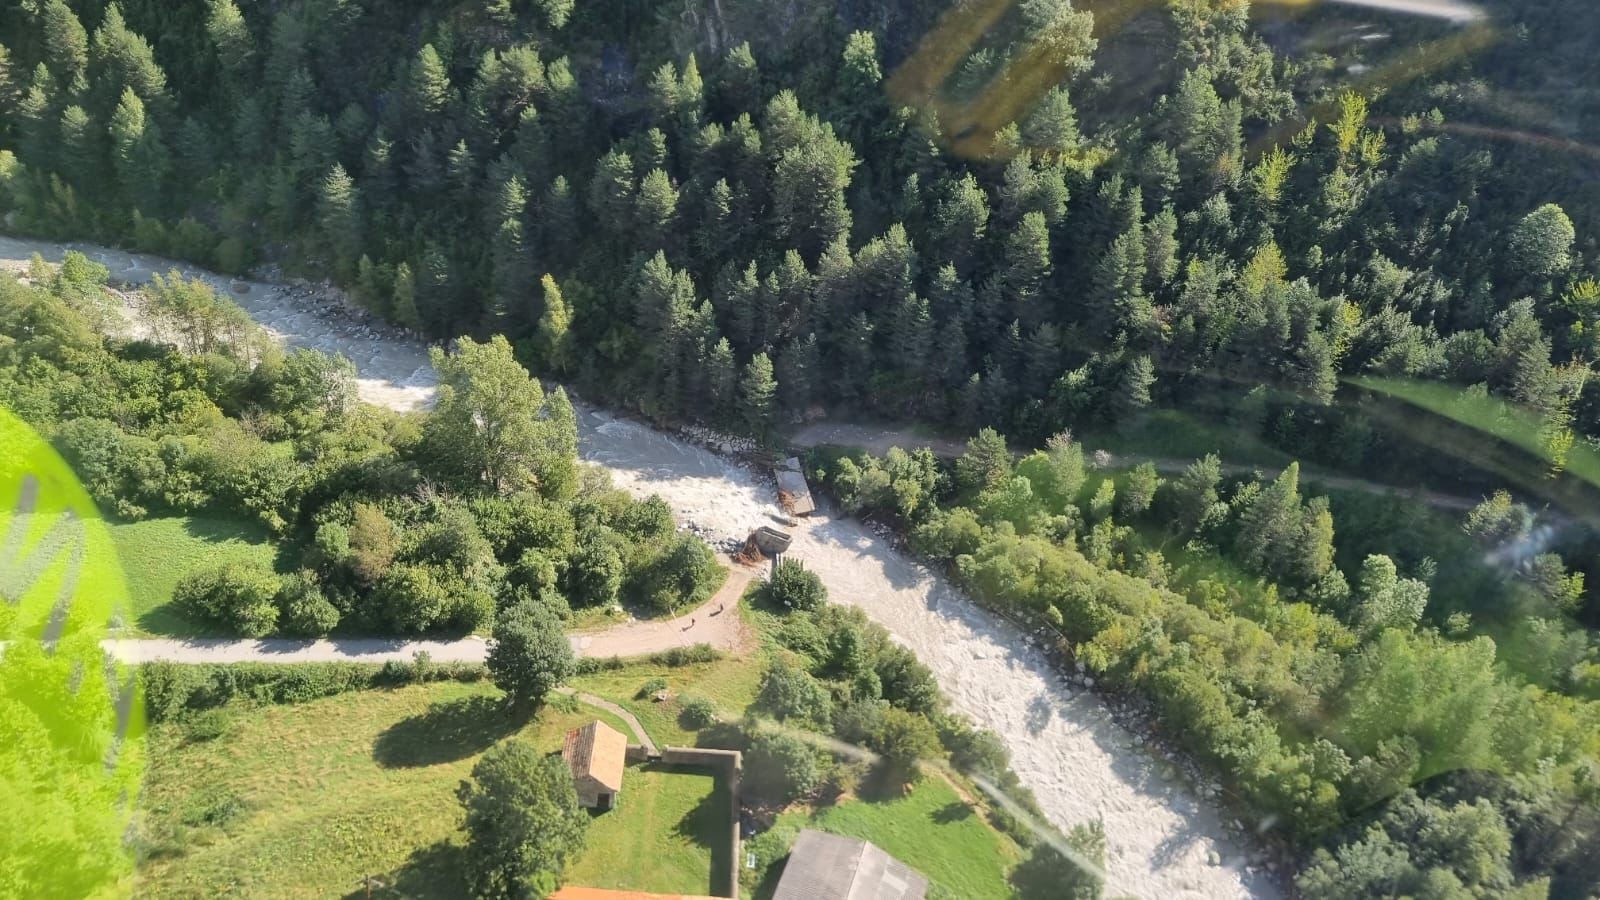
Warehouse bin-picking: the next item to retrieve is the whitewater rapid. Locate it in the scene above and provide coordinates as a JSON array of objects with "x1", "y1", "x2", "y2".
[{"x1": 1, "y1": 235, "x2": 1274, "y2": 898}]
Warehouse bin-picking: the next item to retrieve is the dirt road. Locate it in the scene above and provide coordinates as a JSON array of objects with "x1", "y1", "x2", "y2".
[{"x1": 790, "y1": 420, "x2": 1485, "y2": 513}]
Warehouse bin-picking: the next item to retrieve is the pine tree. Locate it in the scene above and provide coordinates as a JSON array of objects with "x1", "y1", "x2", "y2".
[
  {"x1": 834, "y1": 311, "x2": 875, "y2": 403},
  {"x1": 535, "y1": 274, "x2": 575, "y2": 374},
  {"x1": 694, "y1": 178, "x2": 735, "y2": 267},
  {"x1": 776, "y1": 332, "x2": 819, "y2": 414},
  {"x1": 833, "y1": 32, "x2": 884, "y2": 148},
  {"x1": 589, "y1": 147, "x2": 635, "y2": 238},
  {"x1": 90, "y1": 5, "x2": 169, "y2": 113},
  {"x1": 533, "y1": 0, "x2": 575, "y2": 29},
  {"x1": 705, "y1": 337, "x2": 737, "y2": 423},
  {"x1": 1022, "y1": 323, "x2": 1062, "y2": 398},
  {"x1": 489, "y1": 217, "x2": 533, "y2": 333},
  {"x1": 740, "y1": 352, "x2": 778, "y2": 438},
  {"x1": 717, "y1": 42, "x2": 761, "y2": 117},
  {"x1": 1170, "y1": 453, "x2": 1222, "y2": 535},
  {"x1": 57, "y1": 105, "x2": 97, "y2": 187},
  {"x1": 1110, "y1": 354, "x2": 1155, "y2": 420},
  {"x1": 772, "y1": 125, "x2": 856, "y2": 261},
  {"x1": 317, "y1": 163, "x2": 360, "y2": 279},
  {"x1": 39, "y1": 0, "x2": 89, "y2": 91},
  {"x1": 539, "y1": 176, "x2": 577, "y2": 259},
  {"x1": 409, "y1": 44, "x2": 451, "y2": 120},
  {"x1": 1234, "y1": 462, "x2": 1304, "y2": 580},
  {"x1": 1001, "y1": 211, "x2": 1051, "y2": 310},
  {"x1": 108, "y1": 87, "x2": 168, "y2": 214},
  {"x1": 15, "y1": 64, "x2": 56, "y2": 164},
  {"x1": 677, "y1": 54, "x2": 705, "y2": 137},
  {"x1": 890, "y1": 293, "x2": 934, "y2": 384},
  {"x1": 206, "y1": 0, "x2": 256, "y2": 90},
  {"x1": 1023, "y1": 85, "x2": 1079, "y2": 159},
  {"x1": 725, "y1": 261, "x2": 763, "y2": 352},
  {"x1": 932, "y1": 173, "x2": 990, "y2": 277},
  {"x1": 635, "y1": 168, "x2": 680, "y2": 253},
  {"x1": 392, "y1": 262, "x2": 421, "y2": 331}
]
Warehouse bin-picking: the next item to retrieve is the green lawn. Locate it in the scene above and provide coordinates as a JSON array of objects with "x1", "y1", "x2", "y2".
[
  {"x1": 136, "y1": 681, "x2": 638, "y2": 899},
  {"x1": 566, "y1": 763, "x2": 732, "y2": 896},
  {"x1": 568, "y1": 643, "x2": 765, "y2": 748},
  {"x1": 110, "y1": 516, "x2": 283, "y2": 635},
  {"x1": 750, "y1": 777, "x2": 1022, "y2": 900}
]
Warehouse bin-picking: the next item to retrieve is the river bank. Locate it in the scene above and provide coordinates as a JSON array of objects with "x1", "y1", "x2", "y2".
[{"x1": 2, "y1": 233, "x2": 1275, "y2": 897}]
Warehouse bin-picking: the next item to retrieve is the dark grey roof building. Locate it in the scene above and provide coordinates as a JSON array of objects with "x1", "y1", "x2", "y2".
[{"x1": 772, "y1": 829, "x2": 928, "y2": 900}]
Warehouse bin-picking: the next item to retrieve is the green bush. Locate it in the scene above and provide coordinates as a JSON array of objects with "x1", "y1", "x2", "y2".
[
  {"x1": 678, "y1": 695, "x2": 718, "y2": 728},
  {"x1": 182, "y1": 708, "x2": 232, "y2": 743},
  {"x1": 745, "y1": 731, "x2": 821, "y2": 802},
  {"x1": 172, "y1": 561, "x2": 282, "y2": 637},
  {"x1": 276, "y1": 570, "x2": 341, "y2": 636},
  {"x1": 636, "y1": 532, "x2": 721, "y2": 611},
  {"x1": 648, "y1": 643, "x2": 723, "y2": 666},
  {"x1": 637, "y1": 676, "x2": 669, "y2": 698},
  {"x1": 574, "y1": 656, "x2": 626, "y2": 675},
  {"x1": 764, "y1": 558, "x2": 826, "y2": 611},
  {"x1": 757, "y1": 660, "x2": 832, "y2": 728}
]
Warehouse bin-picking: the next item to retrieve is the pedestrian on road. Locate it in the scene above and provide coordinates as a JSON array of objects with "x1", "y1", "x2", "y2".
[{"x1": 691, "y1": 617, "x2": 696, "y2": 627}]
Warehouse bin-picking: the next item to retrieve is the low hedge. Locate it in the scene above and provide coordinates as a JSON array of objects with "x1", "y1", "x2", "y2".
[{"x1": 141, "y1": 659, "x2": 487, "y2": 723}]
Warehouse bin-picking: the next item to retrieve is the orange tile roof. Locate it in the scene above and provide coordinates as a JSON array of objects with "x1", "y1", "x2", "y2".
[{"x1": 562, "y1": 720, "x2": 626, "y2": 793}]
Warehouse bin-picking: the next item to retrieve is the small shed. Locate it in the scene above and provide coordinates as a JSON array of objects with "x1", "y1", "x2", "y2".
[
  {"x1": 772, "y1": 829, "x2": 928, "y2": 900},
  {"x1": 774, "y1": 457, "x2": 816, "y2": 516},
  {"x1": 563, "y1": 720, "x2": 627, "y2": 810}
]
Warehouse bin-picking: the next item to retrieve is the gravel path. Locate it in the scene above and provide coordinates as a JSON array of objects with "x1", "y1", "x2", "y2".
[
  {"x1": 3, "y1": 234, "x2": 1275, "y2": 898},
  {"x1": 557, "y1": 688, "x2": 659, "y2": 753}
]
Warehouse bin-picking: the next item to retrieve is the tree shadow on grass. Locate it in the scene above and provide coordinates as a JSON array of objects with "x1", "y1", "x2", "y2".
[
  {"x1": 855, "y1": 763, "x2": 915, "y2": 803},
  {"x1": 669, "y1": 765, "x2": 734, "y2": 898},
  {"x1": 373, "y1": 695, "x2": 520, "y2": 768},
  {"x1": 931, "y1": 800, "x2": 974, "y2": 824},
  {"x1": 339, "y1": 839, "x2": 467, "y2": 899}
]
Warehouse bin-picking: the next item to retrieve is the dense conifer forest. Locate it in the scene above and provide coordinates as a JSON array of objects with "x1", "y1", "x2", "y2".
[{"x1": 3, "y1": 0, "x2": 1600, "y2": 895}]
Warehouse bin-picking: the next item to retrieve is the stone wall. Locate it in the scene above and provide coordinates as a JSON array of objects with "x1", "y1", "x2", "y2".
[{"x1": 661, "y1": 747, "x2": 742, "y2": 899}]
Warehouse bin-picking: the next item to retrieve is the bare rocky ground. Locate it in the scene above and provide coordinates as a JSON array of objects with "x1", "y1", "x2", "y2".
[{"x1": 1, "y1": 234, "x2": 1275, "y2": 898}]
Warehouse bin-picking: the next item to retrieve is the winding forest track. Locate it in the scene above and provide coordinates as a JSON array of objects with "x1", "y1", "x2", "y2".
[
  {"x1": 1, "y1": 233, "x2": 1277, "y2": 898},
  {"x1": 789, "y1": 421, "x2": 1486, "y2": 513}
]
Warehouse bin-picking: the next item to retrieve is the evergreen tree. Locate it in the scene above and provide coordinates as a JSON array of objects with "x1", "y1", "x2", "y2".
[
  {"x1": 775, "y1": 332, "x2": 819, "y2": 414},
  {"x1": 206, "y1": 0, "x2": 256, "y2": 91},
  {"x1": 589, "y1": 147, "x2": 636, "y2": 238},
  {"x1": 740, "y1": 352, "x2": 778, "y2": 439},
  {"x1": 932, "y1": 173, "x2": 990, "y2": 276},
  {"x1": 408, "y1": 44, "x2": 451, "y2": 120},
  {"x1": 1233, "y1": 462, "x2": 1304, "y2": 581},
  {"x1": 57, "y1": 105, "x2": 97, "y2": 187},
  {"x1": 635, "y1": 167, "x2": 679, "y2": 253},
  {"x1": 317, "y1": 164, "x2": 360, "y2": 280},
  {"x1": 39, "y1": 0, "x2": 89, "y2": 92},
  {"x1": 717, "y1": 42, "x2": 761, "y2": 118},
  {"x1": 108, "y1": 88, "x2": 168, "y2": 215},
  {"x1": 705, "y1": 336, "x2": 737, "y2": 423},
  {"x1": 90, "y1": 4, "x2": 169, "y2": 114},
  {"x1": 772, "y1": 124, "x2": 856, "y2": 261},
  {"x1": 535, "y1": 274, "x2": 575, "y2": 374}
]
